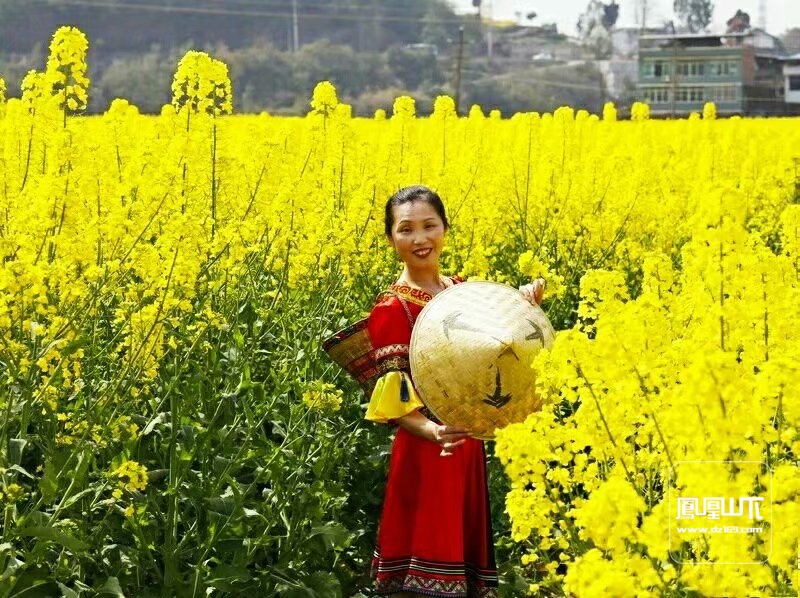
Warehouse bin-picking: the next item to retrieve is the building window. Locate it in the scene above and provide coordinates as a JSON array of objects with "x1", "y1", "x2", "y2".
[
  {"x1": 707, "y1": 62, "x2": 737, "y2": 77},
  {"x1": 675, "y1": 87, "x2": 705, "y2": 103},
  {"x1": 708, "y1": 86, "x2": 738, "y2": 102},
  {"x1": 653, "y1": 61, "x2": 670, "y2": 78},
  {"x1": 642, "y1": 88, "x2": 670, "y2": 103},
  {"x1": 789, "y1": 75, "x2": 800, "y2": 91}
]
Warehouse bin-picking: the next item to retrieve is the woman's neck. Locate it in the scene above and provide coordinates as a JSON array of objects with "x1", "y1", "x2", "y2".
[{"x1": 399, "y1": 266, "x2": 443, "y2": 290}]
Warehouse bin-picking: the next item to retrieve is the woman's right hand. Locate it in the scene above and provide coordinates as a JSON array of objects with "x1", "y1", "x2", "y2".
[{"x1": 432, "y1": 424, "x2": 470, "y2": 457}]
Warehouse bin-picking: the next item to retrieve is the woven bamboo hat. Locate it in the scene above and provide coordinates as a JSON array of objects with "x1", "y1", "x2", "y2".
[{"x1": 410, "y1": 281, "x2": 556, "y2": 440}]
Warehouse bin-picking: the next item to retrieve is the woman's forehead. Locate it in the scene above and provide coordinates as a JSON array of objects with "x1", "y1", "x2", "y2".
[{"x1": 392, "y1": 201, "x2": 440, "y2": 222}]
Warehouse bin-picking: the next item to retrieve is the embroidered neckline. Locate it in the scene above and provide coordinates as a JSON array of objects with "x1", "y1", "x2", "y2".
[{"x1": 390, "y1": 276, "x2": 457, "y2": 306}]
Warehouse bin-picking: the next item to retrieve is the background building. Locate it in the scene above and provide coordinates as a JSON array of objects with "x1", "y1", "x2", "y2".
[
  {"x1": 785, "y1": 53, "x2": 800, "y2": 106},
  {"x1": 637, "y1": 29, "x2": 788, "y2": 117}
]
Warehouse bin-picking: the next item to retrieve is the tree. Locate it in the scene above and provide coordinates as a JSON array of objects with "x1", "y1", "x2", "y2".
[
  {"x1": 387, "y1": 45, "x2": 443, "y2": 90},
  {"x1": 93, "y1": 49, "x2": 176, "y2": 113},
  {"x1": 577, "y1": 1, "x2": 617, "y2": 58},
  {"x1": 781, "y1": 27, "x2": 800, "y2": 54},
  {"x1": 674, "y1": 0, "x2": 713, "y2": 33},
  {"x1": 725, "y1": 9, "x2": 751, "y2": 33},
  {"x1": 602, "y1": 1, "x2": 620, "y2": 29}
]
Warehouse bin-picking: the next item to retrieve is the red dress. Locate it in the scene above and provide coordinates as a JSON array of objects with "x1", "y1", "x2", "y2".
[{"x1": 366, "y1": 279, "x2": 498, "y2": 597}]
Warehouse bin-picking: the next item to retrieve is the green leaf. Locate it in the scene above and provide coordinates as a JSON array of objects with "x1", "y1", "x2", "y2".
[
  {"x1": 97, "y1": 577, "x2": 125, "y2": 597},
  {"x1": 252, "y1": 382, "x2": 265, "y2": 403},
  {"x1": 0, "y1": 555, "x2": 23, "y2": 583},
  {"x1": 38, "y1": 460, "x2": 60, "y2": 504},
  {"x1": 278, "y1": 572, "x2": 341, "y2": 598},
  {"x1": 10, "y1": 581, "x2": 59, "y2": 598},
  {"x1": 142, "y1": 413, "x2": 165, "y2": 436},
  {"x1": 303, "y1": 572, "x2": 341, "y2": 598},
  {"x1": 57, "y1": 582, "x2": 80, "y2": 598},
  {"x1": 9, "y1": 439, "x2": 27, "y2": 465},
  {"x1": 308, "y1": 523, "x2": 348, "y2": 552},
  {"x1": 146, "y1": 469, "x2": 169, "y2": 483},
  {"x1": 63, "y1": 487, "x2": 97, "y2": 509},
  {"x1": 8, "y1": 465, "x2": 33, "y2": 479},
  {"x1": 213, "y1": 456, "x2": 232, "y2": 474},
  {"x1": 18, "y1": 526, "x2": 88, "y2": 553},
  {"x1": 207, "y1": 564, "x2": 252, "y2": 590},
  {"x1": 204, "y1": 496, "x2": 237, "y2": 516}
]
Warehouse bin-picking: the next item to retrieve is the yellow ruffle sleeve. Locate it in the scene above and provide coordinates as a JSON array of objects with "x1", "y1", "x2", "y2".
[{"x1": 365, "y1": 371, "x2": 424, "y2": 423}]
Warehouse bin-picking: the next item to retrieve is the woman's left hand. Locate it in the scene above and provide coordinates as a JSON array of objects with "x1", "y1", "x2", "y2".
[{"x1": 519, "y1": 278, "x2": 545, "y2": 306}]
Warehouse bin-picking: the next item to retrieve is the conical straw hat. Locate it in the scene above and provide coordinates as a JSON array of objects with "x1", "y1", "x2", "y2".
[{"x1": 410, "y1": 281, "x2": 556, "y2": 440}]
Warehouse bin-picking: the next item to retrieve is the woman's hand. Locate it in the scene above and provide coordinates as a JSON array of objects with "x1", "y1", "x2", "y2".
[
  {"x1": 432, "y1": 424, "x2": 471, "y2": 457},
  {"x1": 519, "y1": 277, "x2": 545, "y2": 306},
  {"x1": 397, "y1": 411, "x2": 471, "y2": 456}
]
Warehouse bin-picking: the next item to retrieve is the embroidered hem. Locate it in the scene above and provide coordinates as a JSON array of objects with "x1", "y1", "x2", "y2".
[{"x1": 373, "y1": 554, "x2": 498, "y2": 598}]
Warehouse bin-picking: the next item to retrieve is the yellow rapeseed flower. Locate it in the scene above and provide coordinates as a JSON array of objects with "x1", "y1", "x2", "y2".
[{"x1": 111, "y1": 460, "x2": 148, "y2": 493}]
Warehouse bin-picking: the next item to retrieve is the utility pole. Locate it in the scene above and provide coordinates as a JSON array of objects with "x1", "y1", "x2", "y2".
[
  {"x1": 486, "y1": 0, "x2": 494, "y2": 63},
  {"x1": 292, "y1": 0, "x2": 299, "y2": 52},
  {"x1": 454, "y1": 26, "x2": 465, "y2": 114},
  {"x1": 670, "y1": 39, "x2": 679, "y2": 118},
  {"x1": 636, "y1": 0, "x2": 650, "y2": 32}
]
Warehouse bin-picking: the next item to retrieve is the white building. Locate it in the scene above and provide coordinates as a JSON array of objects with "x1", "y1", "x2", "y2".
[{"x1": 785, "y1": 53, "x2": 800, "y2": 104}]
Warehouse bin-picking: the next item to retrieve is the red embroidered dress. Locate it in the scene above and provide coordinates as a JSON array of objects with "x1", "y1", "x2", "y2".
[{"x1": 366, "y1": 278, "x2": 498, "y2": 597}]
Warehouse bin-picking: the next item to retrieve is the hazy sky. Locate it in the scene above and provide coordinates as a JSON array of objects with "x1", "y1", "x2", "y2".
[{"x1": 448, "y1": 0, "x2": 800, "y2": 37}]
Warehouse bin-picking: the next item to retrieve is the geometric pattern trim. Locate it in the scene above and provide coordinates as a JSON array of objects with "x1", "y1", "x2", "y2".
[{"x1": 373, "y1": 553, "x2": 498, "y2": 598}]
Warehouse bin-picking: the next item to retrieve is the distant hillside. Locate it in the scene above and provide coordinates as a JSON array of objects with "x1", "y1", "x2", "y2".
[
  {"x1": 0, "y1": 0, "x2": 609, "y2": 117},
  {"x1": 0, "y1": 0, "x2": 462, "y2": 55}
]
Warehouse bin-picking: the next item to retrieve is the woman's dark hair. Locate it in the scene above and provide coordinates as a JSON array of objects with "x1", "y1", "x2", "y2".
[{"x1": 384, "y1": 185, "x2": 449, "y2": 237}]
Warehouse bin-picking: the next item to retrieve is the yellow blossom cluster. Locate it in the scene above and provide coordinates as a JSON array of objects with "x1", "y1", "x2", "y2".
[
  {"x1": 171, "y1": 50, "x2": 233, "y2": 116},
  {"x1": 497, "y1": 206, "x2": 800, "y2": 594},
  {"x1": 0, "y1": 482, "x2": 25, "y2": 504},
  {"x1": 110, "y1": 460, "x2": 148, "y2": 498},
  {"x1": 302, "y1": 380, "x2": 344, "y2": 413},
  {"x1": 45, "y1": 25, "x2": 90, "y2": 114},
  {"x1": 309, "y1": 80, "x2": 339, "y2": 115}
]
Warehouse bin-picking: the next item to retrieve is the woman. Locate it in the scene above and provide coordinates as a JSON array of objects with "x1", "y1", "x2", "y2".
[{"x1": 366, "y1": 185, "x2": 544, "y2": 597}]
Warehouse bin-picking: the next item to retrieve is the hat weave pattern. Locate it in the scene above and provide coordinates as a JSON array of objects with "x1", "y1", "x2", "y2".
[{"x1": 410, "y1": 281, "x2": 556, "y2": 439}]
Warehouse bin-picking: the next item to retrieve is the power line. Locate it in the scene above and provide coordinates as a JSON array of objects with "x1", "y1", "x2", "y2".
[
  {"x1": 42, "y1": 0, "x2": 472, "y2": 26},
  {"x1": 476, "y1": 70, "x2": 607, "y2": 93},
  {"x1": 213, "y1": 0, "x2": 456, "y2": 19}
]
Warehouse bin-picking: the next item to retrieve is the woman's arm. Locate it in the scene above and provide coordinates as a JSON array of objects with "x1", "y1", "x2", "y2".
[{"x1": 396, "y1": 410, "x2": 470, "y2": 456}]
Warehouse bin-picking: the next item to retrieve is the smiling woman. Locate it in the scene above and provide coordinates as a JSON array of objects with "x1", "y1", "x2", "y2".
[{"x1": 363, "y1": 185, "x2": 500, "y2": 597}]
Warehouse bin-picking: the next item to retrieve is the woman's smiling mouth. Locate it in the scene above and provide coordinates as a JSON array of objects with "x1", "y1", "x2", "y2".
[{"x1": 413, "y1": 248, "x2": 432, "y2": 258}]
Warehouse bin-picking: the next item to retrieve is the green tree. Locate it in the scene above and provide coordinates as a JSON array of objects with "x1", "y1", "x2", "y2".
[
  {"x1": 421, "y1": 2, "x2": 457, "y2": 50},
  {"x1": 291, "y1": 41, "x2": 390, "y2": 100},
  {"x1": 386, "y1": 45, "x2": 443, "y2": 90},
  {"x1": 93, "y1": 49, "x2": 178, "y2": 113},
  {"x1": 214, "y1": 43, "x2": 294, "y2": 112},
  {"x1": 674, "y1": 0, "x2": 714, "y2": 32}
]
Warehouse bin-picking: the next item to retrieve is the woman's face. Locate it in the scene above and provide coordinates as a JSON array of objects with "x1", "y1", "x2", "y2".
[{"x1": 388, "y1": 200, "x2": 446, "y2": 268}]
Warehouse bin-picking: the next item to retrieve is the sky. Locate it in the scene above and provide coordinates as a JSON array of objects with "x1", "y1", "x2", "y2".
[{"x1": 448, "y1": 0, "x2": 800, "y2": 37}]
